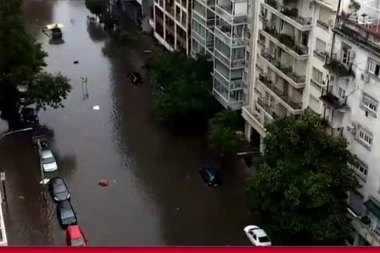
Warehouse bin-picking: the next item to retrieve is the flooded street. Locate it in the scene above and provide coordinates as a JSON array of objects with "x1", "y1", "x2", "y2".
[{"x1": 0, "y1": 0, "x2": 255, "y2": 246}]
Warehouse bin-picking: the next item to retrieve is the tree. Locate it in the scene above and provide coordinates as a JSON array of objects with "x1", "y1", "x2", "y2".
[
  {"x1": 208, "y1": 109, "x2": 242, "y2": 154},
  {"x1": 85, "y1": 0, "x2": 108, "y2": 19},
  {"x1": 0, "y1": 1, "x2": 71, "y2": 128},
  {"x1": 246, "y1": 113, "x2": 359, "y2": 245},
  {"x1": 146, "y1": 52, "x2": 218, "y2": 126}
]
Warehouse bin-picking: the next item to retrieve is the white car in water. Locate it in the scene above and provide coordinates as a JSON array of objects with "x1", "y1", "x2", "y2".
[
  {"x1": 40, "y1": 150, "x2": 58, "y2": 172},
  {"x1": 244, "y1": 225, "x2": 271, "y2": 246}
]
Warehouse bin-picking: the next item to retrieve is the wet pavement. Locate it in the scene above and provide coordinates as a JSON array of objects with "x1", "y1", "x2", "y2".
[{"x1": 0, "y1": 0, "x2": 255, "y2": 246}]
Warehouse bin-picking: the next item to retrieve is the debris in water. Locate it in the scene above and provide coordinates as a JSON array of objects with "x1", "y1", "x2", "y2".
[
  {"x1": 18, "y1": 196, "x2": 25, "y2": 200},
  {"x1": 144, "y1": 50, "x2": 152, "y2": 53},
  {"x1": 93, "y1": 105, "x2": 100, "y2": 110},
  {"x1": 73, "y1": 61, "x2": 79, "y2": 64},
  {"x1": 175, "y1": 208, "x2": 180, "y2": 211},
  {"x1": 98, "y1": 180, "x2": 109, "y2": 187},
  {"x1": 39, "y1": 178, "x2": 50, "y2": 185}
]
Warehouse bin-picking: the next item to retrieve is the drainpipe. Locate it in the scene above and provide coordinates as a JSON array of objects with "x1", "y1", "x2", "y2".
[{"x1": 323, "y1": 0, "x2": 343, "y2": 121}]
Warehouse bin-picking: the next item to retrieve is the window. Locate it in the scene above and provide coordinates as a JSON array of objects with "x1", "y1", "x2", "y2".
[
  {"x1": 308, "y1": 95, "x2": 320, "y2": 113},
  {"x1": 315, "y1": 39, "x2": 326, "y2": 53},
  {"x1": 351, "y1": 158, "x2": 368, "y2": 180},
  {"x1": 338, "y1": 87, "x2": 346, "y2": 99},
  {"x1": 312, "y1": 67, "x2": 323, "y2": 84},
  {"x1": 341, "y1": 44, "x2": 352, "y2": 65},
  {"x1": 361, "y1": 93, "x2": 378, "y2": 115},
  {"x1": 368, "y1": 58, "x2": 380, "y2": 77},
  {"x1": 356, "y1": 126, "x2": 373, "y2": 149}
]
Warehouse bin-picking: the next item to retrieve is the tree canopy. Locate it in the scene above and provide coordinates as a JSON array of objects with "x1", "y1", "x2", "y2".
[
  {"x1": 246, "y1": 113, "x2": 359, "y2": 245},
  {"x1": 208, "y1": 109, "x2": 242, "y2": 154},
  {"x1": 0, "y1": 0, "x2": 71, "y2": 128},
  {"x1": 85, "y1": 0, "x2": 108, "y2": 18},
  {"x1": 146, "y1": 52, "x2": 218, "y2": 126}
]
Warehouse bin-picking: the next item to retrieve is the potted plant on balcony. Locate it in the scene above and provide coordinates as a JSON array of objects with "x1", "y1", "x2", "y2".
[
  {"x1": 281, "y1": 7, "x2": 298, "y2": 17},
  {"x1": 279, "y1": 34, "x2": 294, "y2": 48}
]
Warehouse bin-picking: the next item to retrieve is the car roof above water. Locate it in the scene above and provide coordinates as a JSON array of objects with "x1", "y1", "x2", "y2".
[{"x1": 41, "y1": 150, "x2": 53, "y2": 158}]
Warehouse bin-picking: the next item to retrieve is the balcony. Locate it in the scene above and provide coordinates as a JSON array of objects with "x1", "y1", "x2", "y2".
[
  {"x1": 214, "y1": 26, "x2": 248, "y2": 47},
  {"x1": 215, "y1": 5, "x2": 247, "y2": 24},
  {"x1": 334, "y1": 14, "x2": 380, "y2": 57},
  {"x1": 256, "y1": 98, "x2": 279, "y2": 120},
  {"x1": 258, "y1": 74, "x2": 303, "y2": 112},
  {"x1": 242, "y1": 106, "x2": 267, "y2": 137},
  {"x1": 262, "y1": 0, "x2": 312, "y2": 31},
  {"x1": 319, "y1": 92, "x2": 349, "y2": 111},
  {"x1": 192, "y1": 30, "x2": 206, "y2": 46},
  {"x1": 259, "y1": 49, "x2": 306, "y2": 88},
  {"x1": 324, "y1": 56, "x2": 355, "y2": 77},
  {"x1": 262, "y1": 26, "x2": 309, "y2": 60}
]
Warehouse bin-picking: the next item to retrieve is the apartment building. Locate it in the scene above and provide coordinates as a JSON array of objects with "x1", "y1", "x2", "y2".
[
  {"x1": 320, "y1": 0, "x2": 380, "y2": 246},
  {"x1": 149, "y1": 0, "x2": 191, "y2": 54},
  {"x1": 190, "y1": 0, "x2": 250, "y2": 109},
  {"x1": 242, "y1": 0, "x2": 338, "y2": 149}
]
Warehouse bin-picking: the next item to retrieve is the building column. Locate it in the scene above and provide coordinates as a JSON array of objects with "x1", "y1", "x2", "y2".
[
  {"x1": 244, "y1": 122, "x2": 251, "y2": 142},
  {"x1": 259, "y1": 136, "x2": 265, "y2": 153}
]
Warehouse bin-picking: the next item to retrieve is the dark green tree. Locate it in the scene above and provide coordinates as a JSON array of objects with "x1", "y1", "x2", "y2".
[
  {"x1": 246, "y1": 113, "x2": 359, "y2": 245},
  {"x1": 0, "y1": 0, "x2": 71, "y2": 128},
  {"x1": 208, "y1": 109, "x2": 242, "y2": 154},
  {"x1": 85, "y1": 0, "x2": 108, "y2": 19},
  {"x1": 146, "y1": 52, "x2": 218, "y2": 125}
]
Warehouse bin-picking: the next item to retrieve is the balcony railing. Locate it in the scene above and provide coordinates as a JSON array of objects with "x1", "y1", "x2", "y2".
[
  {"x1": 214, "y1": 48, "x2": 230, "y2": 66},
  {"x1": 263, "y1": 0, "x2": 312, "y2": 28},
  {"x1": 334, "y1": 15, "x2": 380, "y2": 56},
  {"x1": 324, "y1": 56, "x2": 355, "y2": 77},
  {"x1": 215, "y1": 5, "x2": 248, "y2": 24},
  {"x1": 214, "y1": 26, "x2": 248, "y2": 46},
  {"x1": 257, "y1": 98, "x2": 279, "y2": 119},
  {"x1": 258, "y1": 74, "x2": 303, "y2": 110},
  {"x1": 262, "y1": 26, "x2": 309, "y2": 57},
  {"x1": 319, "y1": 92, "x2": 349, "y2": 111},
  {"x1": 260, "y1": 49, "x2": 306, "y2": 85}
]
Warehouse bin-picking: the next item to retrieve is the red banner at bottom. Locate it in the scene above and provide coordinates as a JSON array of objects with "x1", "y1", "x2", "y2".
[{"x1": 0, "y1": 247, "x2": 377, "y2": 253}]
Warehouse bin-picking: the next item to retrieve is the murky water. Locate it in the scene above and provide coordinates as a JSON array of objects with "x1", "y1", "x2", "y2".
[{"x1": 0, "y1": 0, "x2": 255, "y2": 246}]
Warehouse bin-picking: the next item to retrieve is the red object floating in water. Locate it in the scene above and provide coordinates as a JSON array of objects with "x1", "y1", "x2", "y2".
[{"x1": 98, "y1": 180, "x2": 109, "y2": 186}]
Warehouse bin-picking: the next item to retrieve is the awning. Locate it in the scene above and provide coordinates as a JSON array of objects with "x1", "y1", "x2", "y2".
[{"x1": 364, "y1": 196, "x2": 380, "y2": 219}]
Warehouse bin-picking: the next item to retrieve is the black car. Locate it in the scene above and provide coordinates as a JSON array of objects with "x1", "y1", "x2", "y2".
[
  {"x1": 49, "y1": 177, "x2": 71, "y2": 202},
  {"x1": 57, "y1": 200, "x2": 77, "y2": 228},
  {"x1": 129, "y1": 71, "x2": 143, "y2": 85},
  {"x1": 199, "y1": 167, "x2": 222, "y2": 187},
  {"x1": 21, "y1": 108, "x2": 39, "y2": 124}
]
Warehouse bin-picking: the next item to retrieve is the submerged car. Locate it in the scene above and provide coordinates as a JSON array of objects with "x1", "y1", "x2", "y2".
[
  {"x1": 57, "y1": 200, "x2": 77, "y2": 228},
  {"x1": 129, "y1": 71, "x2": 143, "y2": 85},
  {"x1": 66, "y1": 225, "x2": 87, "y2": 246},
  {"x1": 199, "y1": 166, "x2": 222, "y2": 187},
  {"x1": 48, "y1": 177, "x2": 70, "y2": 202},
  {"x1": 40, "y1": 149, "x2": 58, "y2": 172},
  {"x1": 244, "y1": 225, "x2": 271, "y2": 246},
  {"x1": 21, "y1": 108, "x2": 39, "y2": 124}
]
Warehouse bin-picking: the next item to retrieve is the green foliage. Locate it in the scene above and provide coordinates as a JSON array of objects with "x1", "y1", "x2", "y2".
[
  {"x1": 0, "y1": 1, "x2": 71, "y2": 126},
  {"x1": 85, "y1": 0, "x2": 108, "y2": 18},
  {"x1": 246, "y1": 113, "x2": 359, "y2": 245},
  {"x1": 147, "y1": 52, "x2": 218, "y2": 124},
  {"x1": 208, "y1": 110, "x2": 242, "y2": 153}
]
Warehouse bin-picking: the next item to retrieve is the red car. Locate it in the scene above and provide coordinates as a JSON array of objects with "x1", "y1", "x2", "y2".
[{"x1": 66, "y1": 225, "x2": 87, "y2": 246}]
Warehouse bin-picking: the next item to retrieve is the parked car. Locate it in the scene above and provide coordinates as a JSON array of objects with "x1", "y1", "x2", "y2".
[
  {"x1": 40, "y1": 149, "x2": 58, "y2": 172},
  {"x1": 243, "y1": 225, "x2": 271, "y2": 246},
  {"x1": 129, "y1": 71, "x2": 143, "y2": 85},
  {"x1": 21, "y1": 107, "x2": 39, "y2": 124},
  {"x1": 199, "y1": 166, "x2": 222, "y2": 187},
  {"x1": 48, "y1": 177, "x2": 70, "y2": 202},
  {"x1": 57, "y1": 200, "x2": 77, "y2": 228},
  {"x1": 66, "y1": 225, "x2": 87, "y2": 246}
]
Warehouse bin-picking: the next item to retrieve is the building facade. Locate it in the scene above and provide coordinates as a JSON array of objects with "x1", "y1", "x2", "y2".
[
  {"x1": 242, "y1": 0, "x2": 338, "y2": 148},
  {"x1": 242, "y1": 0, "x2": 380, "y2": 245},
  {"x1": 149, "y1": 0, "x2": 192, "y2": 54},
  {"x1": 190, "y1": 0, "x2": 250, "y2": 109},
  {"x1": 322, "y1": 0, "x2": 380, "y2": 246}
]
